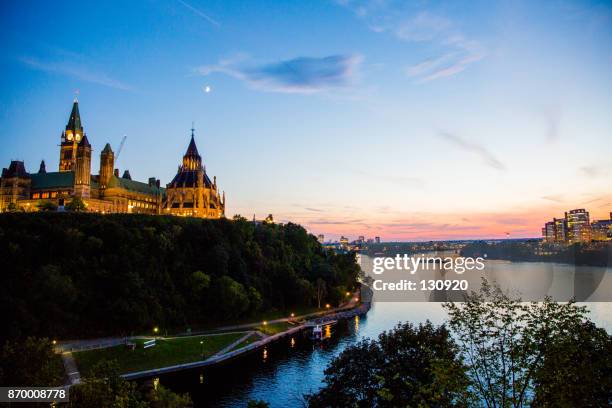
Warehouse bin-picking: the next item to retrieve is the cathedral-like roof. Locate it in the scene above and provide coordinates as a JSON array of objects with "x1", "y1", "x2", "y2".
[
  {"x1": 167, "y1": 170, "x2": 213, "y2": 188},
  {"x1": 79, "y1": 134, "x2": 91, "y2": 148},
  {"x1": 185, "y1": 134, "x2": 200, "y2": 158},
  {"x1": 102, "y1": 143, "x2": 113, "y2": 154},
  {"x1": 1, "y1": 161, "x2": 29, "y2": 178},
  {"x1": 66, "y1": 99, "x2": 83, "y2": 133}
]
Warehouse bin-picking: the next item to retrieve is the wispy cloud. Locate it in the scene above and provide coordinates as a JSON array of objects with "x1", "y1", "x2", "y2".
[
  {"x1": 197, "y1": 55, "x2": 362, "y2": 93},
  {"x1": 177, "y1": 0, "x2": 220, "y2": 27},
  {"x1": 437, "y1": 131, "x2": 505, "y2": 170},
  {"x1": 19, "y1": 56, "x2": 132, "y2": 91},
  {"x1": 541, "y1": 194, "x2": 565, "y2": 203},
  {"x1": 336, "y1": 2, "x2": 485, "y2": 82},
  {"x1": 579, "y1": 165, "x2": 606, "y2": 178}
]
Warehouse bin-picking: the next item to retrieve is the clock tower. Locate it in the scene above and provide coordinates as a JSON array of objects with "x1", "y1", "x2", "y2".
[{"x1": 59, "y1": 98, "x2": 85, "y2": 172}]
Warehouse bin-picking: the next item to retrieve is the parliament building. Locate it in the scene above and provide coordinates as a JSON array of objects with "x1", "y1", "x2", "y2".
[{"x1": 0, "y1": 99, "x2": 225, "y2": 218}]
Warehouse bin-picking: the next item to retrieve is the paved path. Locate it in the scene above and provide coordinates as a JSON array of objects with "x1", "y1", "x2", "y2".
[
  {"x1": 61, "y1": 352, "x2": 81, "y2": 386},
  {"x1": 56, "y1": 292, "x2": 361, "y2": 353},
  {"x1": 57, "y1": 288, "x2": 369, "y2": 384},
  {"x1": 211, "y1": 331, "x2": 255, "y2": 357}
]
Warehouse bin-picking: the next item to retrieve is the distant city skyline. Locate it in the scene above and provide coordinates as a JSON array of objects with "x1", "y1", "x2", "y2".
[{"x1": 1, "y1": 1, "x2": 611, "y2": 240}]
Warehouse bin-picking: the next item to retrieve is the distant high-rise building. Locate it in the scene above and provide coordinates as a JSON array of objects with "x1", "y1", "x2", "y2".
[
  {"x1": 542, "y1": 221, "x2": 555, "y2": 242},
  {"x1": 317, "y1": 234, "x2": 324, "y2": 243},
  {"x1": 553, "y1": 218, "x2": 567, "y2": 243},
  {"x1": 375, "y1": 236, "x2": 381, "y2": 244},
  {"x1": 591, "y1": 217, "x2": 612, "y2": 241},
  {"x1": 565, "y1": 209, "x2": 591, "y2": 243}
]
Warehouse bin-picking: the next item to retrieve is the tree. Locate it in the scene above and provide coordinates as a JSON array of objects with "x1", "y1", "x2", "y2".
[
  {"x1": 247, "y1": 400, "x2": 270, "y2": 408},
  {"x1": 150, "y1": 385, "x2": 193, "y2": 408},
  {"x1": 531, "y1": 320, "x2": 612, "y2": 406},
  {"x1": 65, "y1": 197, "x2": 87, "y2": 212},
  {"x1": 307, "y1": 321, "x2": 470, "y2": 407},
  {"x1": 37, "y1": 200, "x2": 57, "y2": 212},
  {"x1": 6, "y1": 202, "x2": 20, "y2": 212},
  {"x1": 443, "y1": 278, "x2": 611, "y2": 407},
  {"x1": 314, "y1": 278, "x2": 326, "y2": 308},
  {"x1": 68, "y1": 360, "x2": 192, "y2": 407},
  {"x1": 0, "y1": 337, "x2": 63, "y2": 386}
]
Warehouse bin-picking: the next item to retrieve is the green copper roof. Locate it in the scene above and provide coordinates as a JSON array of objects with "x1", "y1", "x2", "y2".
[
  {"x1": 30, "y1": 171, "x2": 74, "y2": 189},
  {"x1": 66, "y1": 100, "x2": 83, "y2": 132},
  {"x1": 101, "y1": 143, "x2": 113, "y2": 154},
  {"x1": 107, "y1": 175, "x2": 164, "y2": 196}
]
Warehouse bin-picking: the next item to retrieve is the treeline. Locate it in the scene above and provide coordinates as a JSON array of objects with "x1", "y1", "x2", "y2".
[
  {"x1": 0, "y1": 213, "x2": 360, "y2": 341},
  {"x1": 460, "y1": 240, "x2": 611, "y2": 267}
]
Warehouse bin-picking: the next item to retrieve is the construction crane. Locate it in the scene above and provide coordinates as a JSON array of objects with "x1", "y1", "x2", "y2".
[{"x1": 115, "y1": 135, "x2": 127, "y2": 162}]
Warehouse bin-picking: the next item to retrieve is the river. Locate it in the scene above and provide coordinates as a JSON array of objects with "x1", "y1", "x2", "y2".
[{"x1": 158, "y1": 255, "x2": 612, "y2": 407}]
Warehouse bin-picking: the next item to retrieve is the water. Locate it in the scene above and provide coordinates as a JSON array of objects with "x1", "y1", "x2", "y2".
[{"x1": 158, "y1": 257, "x2": 612, "y2": 407}]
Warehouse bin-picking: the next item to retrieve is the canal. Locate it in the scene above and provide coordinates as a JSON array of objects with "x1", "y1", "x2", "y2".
[{"x1": 159, "y1": 256, "x2": 612, "y2": 407}]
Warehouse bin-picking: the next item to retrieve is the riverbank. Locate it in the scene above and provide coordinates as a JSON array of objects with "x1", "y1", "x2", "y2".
[{"x1": 61, "y1": 287, "x2": 372, "y2": 383}]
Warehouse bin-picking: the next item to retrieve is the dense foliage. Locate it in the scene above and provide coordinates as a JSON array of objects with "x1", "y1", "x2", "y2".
[
  {"x1": 68, "y1": 360, "x2": 192, "y2": 407},
  {"x1": 0, "y1": 213, "x2": 360, "y2": 340},
  {"x1": 308, "y1": 280, "x2": 611, "y2": 407},
  {"x1": 0, "y1": 337, "x2": 64, "y2": 387},
  {"x1": 460, "y1": 240, "x2": 611, "y2": 266},
  {"x1": 307, "y1": 321, "x2": 471, "y2": 407},
  {"x1": 443, "y1": 279, "x2": 612, "y2": 407}
]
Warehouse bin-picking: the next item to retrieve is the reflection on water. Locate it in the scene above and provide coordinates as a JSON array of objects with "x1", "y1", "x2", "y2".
[{"x1": 158, "y1": 257, "x2": 612, "y2": 407}]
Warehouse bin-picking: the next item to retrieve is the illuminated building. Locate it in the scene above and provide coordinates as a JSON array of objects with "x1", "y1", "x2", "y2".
[
  {"x1": 0, "y1": 99, "x2": 225, "y2": 218},
  {"x1": 162, "y1": 127, "x2": 225, "y2": 218},
  {"x1": 542, "y1": 221, "x2": 556, "y2": 243},
  {"x1": 591, "y1": 214, "x2": 612, "y2": 241},
  {"x1": 565, "y1": 209, "x2": 591, "y2": 243}
]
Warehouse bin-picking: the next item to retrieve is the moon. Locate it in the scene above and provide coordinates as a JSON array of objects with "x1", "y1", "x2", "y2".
[{"x1": 203, "y1": 85, "x2": 212, "y2": 93}]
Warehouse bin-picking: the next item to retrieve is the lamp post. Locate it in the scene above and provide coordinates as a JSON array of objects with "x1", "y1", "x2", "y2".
[{"x1": 200, "y1": 340, "x2": 204, "y2": 358}]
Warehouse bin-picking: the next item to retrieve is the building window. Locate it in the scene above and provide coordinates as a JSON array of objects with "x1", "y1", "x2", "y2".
[
  {"x1": 41, "y1": 192, "x2": 49, "y2": 198},
  {"x1": 51, "y1": 192, "x2": 57, "y2": 198},
  {"x1": 32, "y1": 193, "x2": 40, "y2": 199}
]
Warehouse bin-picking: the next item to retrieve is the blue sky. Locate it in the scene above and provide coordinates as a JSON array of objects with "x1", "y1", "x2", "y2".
[{"x1": 1, "y1": 0, "x2": 611, "y2": 240}]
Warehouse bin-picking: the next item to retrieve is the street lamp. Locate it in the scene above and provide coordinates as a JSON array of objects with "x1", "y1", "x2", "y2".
[{"x1": 200, "y1": 340, "x2": 204, "y2": 358}]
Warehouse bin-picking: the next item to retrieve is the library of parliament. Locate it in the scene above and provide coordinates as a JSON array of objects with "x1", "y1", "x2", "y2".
[{"x1": 0, "y1": 99, "x2": 225, "y2": 218}]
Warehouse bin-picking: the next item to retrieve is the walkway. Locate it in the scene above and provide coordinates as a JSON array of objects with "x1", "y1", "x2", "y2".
[{"x1": 61, "y1": 352, "x2": 81, "y2": 386}]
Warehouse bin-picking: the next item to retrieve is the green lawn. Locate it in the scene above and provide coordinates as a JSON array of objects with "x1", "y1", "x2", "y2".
[
  {"x1": 73, "y1": 333, "x2": 244, "y2": 377},
  {"x1": 256, "y1": 321, "x2": 292, "y2": 335}
]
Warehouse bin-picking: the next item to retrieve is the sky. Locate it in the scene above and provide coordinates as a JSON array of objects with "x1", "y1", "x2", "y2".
[{"x1": 1, "y1": 0, "x2": 611, "y2": 241}]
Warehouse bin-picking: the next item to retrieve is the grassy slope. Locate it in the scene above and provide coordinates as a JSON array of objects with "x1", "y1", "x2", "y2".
[{"x1": 74, "y1": 333, "x2": 244, "y2": 377}]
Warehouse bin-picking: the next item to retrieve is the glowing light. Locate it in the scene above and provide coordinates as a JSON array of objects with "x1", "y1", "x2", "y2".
[
  {"x1": 263, "y1": 321, "x2": 268, "y2": 326},
  {"x1": 199, "y1": 374, "x2": 204, "y2": 384},
  {"x1": 153, "y1": 377, "x2": 159, "y2": 390},
  {"x1": 52, "y1": 340, "x2": 57, "y2": 345},
  {"x1": 290, "y1": 313, "x2": 295, "y2": 318},
  {"x1": 263, "y1": 348, "x2": 268, "y2": 361},
  {"x1": 290, "y1": 338, "x2": 295, "y2": 348},
  {"x1": 325, "y1": 304, "x2": 331, "y2": 309},
  {"x1": 153, "y1": 326, "x2": 159, "y2": 334}
]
